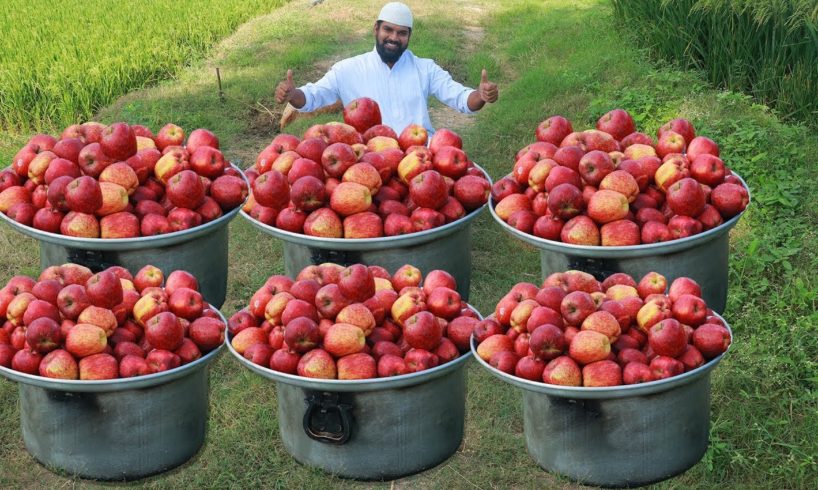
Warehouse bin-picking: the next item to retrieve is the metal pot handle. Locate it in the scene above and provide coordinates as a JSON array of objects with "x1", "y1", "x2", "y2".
[
  {"x1": 567, "y1": 256, "x2": 615, "y2": 280},
  {"x1": 308, "y1": 248, "x2": 362, "y2": 267},
  {"x1": 66, "y1": 248, "x2": 115, "y2": 272},
  {"x1": 302, "y1": 392, "x2": 354, "y2": 445}
]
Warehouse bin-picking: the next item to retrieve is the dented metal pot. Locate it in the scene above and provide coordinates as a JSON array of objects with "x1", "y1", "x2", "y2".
[
  {"x1": 240, "y1": 165, "x2": 492, "y2": 301},
  {"x1": 490, "y1": 174, "x2": 750, "y2": 313},
  {"x1": 0, "y1": 322, "x2": 226, "y2": 480},
  {"x1": 0, "y1": 165, "x2": 248, "y2": 308},
  {"x1": 471, "y1": 318, "x2": 732, "y2": 487},
  {"x1": 227, "y1": 317, "x2": 479, "y2": 480}
]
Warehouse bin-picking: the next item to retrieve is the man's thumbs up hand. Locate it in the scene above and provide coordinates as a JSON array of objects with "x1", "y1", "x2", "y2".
[
  {"x1": 478, "y1": 68, "x2": 498, "y2": 103},
  {"x1": 276, "y1": 69, "x2": 297, "y2": 104}
]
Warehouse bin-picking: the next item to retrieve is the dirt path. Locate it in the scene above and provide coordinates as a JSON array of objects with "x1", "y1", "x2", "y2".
[{"x1": 428, "y1": 2, "x2": 487, "y2": 131}]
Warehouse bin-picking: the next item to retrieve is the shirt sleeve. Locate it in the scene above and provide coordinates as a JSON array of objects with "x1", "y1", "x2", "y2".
[
  {"x1": 426, "y1": 61, "x2": 476, "y2": 115},
  {"x1": 298, "y1": 64, "x2": 342, "y2": 113}
]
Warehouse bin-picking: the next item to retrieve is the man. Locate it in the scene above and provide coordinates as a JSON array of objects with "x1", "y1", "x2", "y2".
[{"x1": 274, "y1": 1, "x2": 499, "y2": 136}]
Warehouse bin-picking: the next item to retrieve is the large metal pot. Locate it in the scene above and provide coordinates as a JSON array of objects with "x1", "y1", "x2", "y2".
[
  {"x1": 489, "y1": 175, "x2": 750, "y2": 313},
  {"x1": 240, "y1": 165, "x2": 492, "y2": 301},
  {"x1": 0, "y1": 326, "x2": 225, "y2": 480},
  {"x1": 0, "y1": 167, "x2": 247, "y2": 308},
  {"x1": 471, "y1": 318, "x2": 732, "y2": 487},
  {"x1": 228, "y1": 340, "x2": 473, "y2": 480}
]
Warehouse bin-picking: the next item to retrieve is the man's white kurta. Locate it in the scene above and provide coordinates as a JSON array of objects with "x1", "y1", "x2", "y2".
[{"x1": 298, "y1": 48, "x2": 475, "y2": 136}]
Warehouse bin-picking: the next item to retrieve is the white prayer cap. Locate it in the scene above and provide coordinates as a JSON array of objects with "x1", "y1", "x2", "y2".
[{"x1": 377, "y1": 2, "x2": 413, "y2": 29}]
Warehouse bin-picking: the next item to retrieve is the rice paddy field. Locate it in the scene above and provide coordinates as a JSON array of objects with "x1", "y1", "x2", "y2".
[
  {"x1": 611, "y1": 0, "x2": 818, "y2": 127},
  {"x1": 0, "y1": 0, "x2": 286, "y2": 132}
]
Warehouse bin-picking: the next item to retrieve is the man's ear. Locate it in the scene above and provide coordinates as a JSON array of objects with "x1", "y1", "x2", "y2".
[{"x1": 373, "y1": 21, "x2": 380, "y2": 36}]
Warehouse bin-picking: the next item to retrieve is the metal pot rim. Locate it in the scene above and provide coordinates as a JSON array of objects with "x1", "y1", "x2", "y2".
[
  {"x1": 489, "y1": 172, "x2": 750, "y2": 258},
  {"x1": 239, "y1": 163, "x2": 492, "y2": 251},
  {"x1": 229, "y1": 340, "x2": 471, "y2": 392},
  {"x1": 471, "y1": 312, "x2": 732, "y2": 399},
  {"x1": 0, "y1": 310, "x2": 227, "y2": 392},
  {"x1": 229, "y1": 304, "x2": 482, "y2": 392},
  {"x1": 0, "y1": 164, "x2": 247, "y2": 251}
]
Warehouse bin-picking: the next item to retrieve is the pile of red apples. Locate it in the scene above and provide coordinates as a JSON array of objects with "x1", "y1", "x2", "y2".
[
  {"x1": 1, "y1": 122, "x2": 247, "y2": 238},
  {"x1": 474, "y1": 270, "x2": 731, "y2": 387},
  {"x1": 0, "y1": 263, "x2": 226, "y2": 380},
  {"x1": 492, "y1": 109, "x2": 750, "y2": 245},
  {"x1": 243, "y1": 97, "x2": 491, "y2": 238},
  {"x1": 229, "y1": 262, "x2": 480, "y2": 380}
]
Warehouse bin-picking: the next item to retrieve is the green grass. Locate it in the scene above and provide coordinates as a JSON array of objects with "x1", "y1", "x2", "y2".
[
  {"x1": 0, "y1": 0, "x2": 287, "y2": 133},
  {"x1": 1, "y1": 0, "x2": 818, "y2": 487},
  {"x1": 610, "y1": 0, "x2": 818, "y2": 127}
]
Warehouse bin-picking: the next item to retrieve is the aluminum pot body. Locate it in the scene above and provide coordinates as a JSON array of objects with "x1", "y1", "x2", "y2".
[
  {"x1": 242, "y1": 164, "x2": 492, "y2": 302},
  {"x1": 282, "y1": 224, "x2": 473, "y2": 300},
  {"x1": 490, "y1": 173, "x2": 749, "y2": 314},
  {"x1": 18, "y1": 365, "x2": 210, "y2": 480},
  {"x1": 227, "y1": 335, "x2": 474, "y2": 481},
  {"x1": 0, "y1": 165, "x2": 247, "y2": 309},
  {"x1": 39, "y1": 221, "x2": 230, "y2": 308},
  {"x1": 276, "y1": 362, "x2": 466, "y2": 480},
  {"x1": 0, "y1": 314, "x2": 225, "y2": 482},
  {"x1": 472, "y1": 318, "x2": 731, "y2": 488},
  {"x1": 522, "y1": 373, "x2": 710, "y2": 487},
  {"x1": 539, "y1": 227, "x2": 729, "y2": 312}
]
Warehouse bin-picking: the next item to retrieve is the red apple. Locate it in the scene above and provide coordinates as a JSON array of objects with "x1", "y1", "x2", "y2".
[
  {"x1": 536, "y1": 116, "x2": 574, "y2": 145},
  {"x1": 568, "y1": 330, "x2": 611, "y2": 365},
  {"x1": 596, "y1": 109, "x2": 635, "y2": 141},
  {"x1": 476, "y1": 334, "x2": 514, "y2": 361},
  {"x1": 658, "y1": 118, "x2": 695, "y2": 144},
  {"x1": 542, "y1": 355, "x2": 582, "y2": 386},
  {"x1": 65, "y1": 323, "x2": 107, "y2": 358},
  {"x1": 186, "y1": 128, "x2": 219, "y2": 153},
  {"x1": 692, "y1": 323, "x2": 731, "y2": 359},
  {"x1": 342, "y1": 97, "x2": 381, "y2": 133},
  {"x1": 578, "y1": 151, "x2": 615, "y2": 186},
  {"x1": 337, "y1": 264, "x2": 375, "y2": 302},
  {"x1": 145, "y1": 349, "x2": 182, "y2": 374},
  {"x1": 53, "y1": 138, "x2": 85, "y2": 164},
  {"x1": 398, "y1": 124, "x2": 428, "y2": 151},
  {"x1": 403, "y1": 311, "x2": 442, "y2": 351},
  {"x1": 582, "y1": 360, "x2": 622, "y2": 387},
  {"x1": 648, "y1": 318, "x2": 687, "y2": 358},
  {"x1": 297, "y1": 348, "x2": 337, "y2": 379},
  {"x1": 210, "y1": 175, "x2": 248, "y2": 210},
  {"x1": 144, "y1": 311, "x2": 184, "y2": 351},
  {"x1": 156, "y1": 124, "x2": 185, "y2": 150},
  {"x1": 686, "y1": 136, "x2": 719, "y2": 160},
  {"x1": 404, "y1": 348, "x2": 439, "y2": 373},
  {"x1": 39, "y1": 349, "x2": 79, "y2": 379},
  {"x1": 649, "y1": 355, "x2": 684, "y2": 380},
  {"x1": 65, "y1": 176, "x2": 102, "y2": 214},
  {"x1": 656, "y1": 131, "x2": 687, "y2": 158},
  {"x1": 710, "y1": 182, "x2": 749, "y2": 218},
  {"x1": 560, "y1": 215, "x2": 600, "y2": 245},
  {"x1": 25, "y1": 317, "x2": 62, "y2": 353},
  {"x1": 100, "y1": 122, "x2": 137, "y2": 161}
]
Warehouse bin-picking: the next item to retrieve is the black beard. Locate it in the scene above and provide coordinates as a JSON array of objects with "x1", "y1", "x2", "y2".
[{"x1": 376, "y1": 39, "x2": 405, "y2": 64}]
